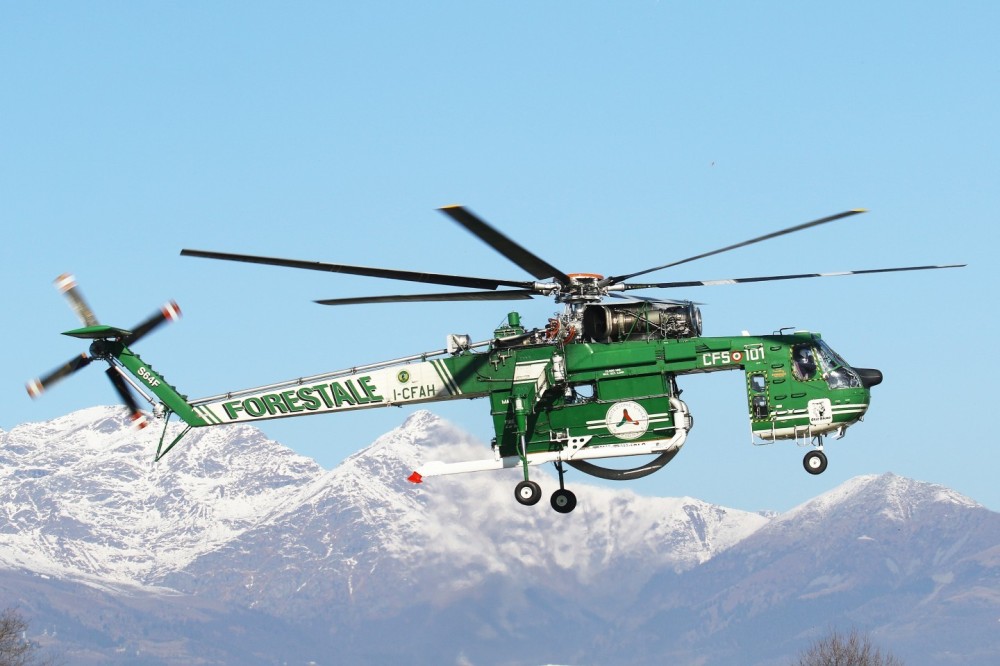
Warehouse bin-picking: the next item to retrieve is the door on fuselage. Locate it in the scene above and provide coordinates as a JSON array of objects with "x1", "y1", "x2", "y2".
[{"x1": 747, "y1": 372, "x2": 769, "y2": 421}]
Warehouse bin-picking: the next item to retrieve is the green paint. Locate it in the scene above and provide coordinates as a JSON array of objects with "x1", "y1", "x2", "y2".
[
  {"x1": 244, "y1": 397, "x2": 266, "y2": 417},
  {"x1": 329, "y1": 382, "x2": 355, "y2": 407},
  {"x1": 111, "y1": 311, "x2": 871, "y2": 469},
  {"x1": 297, "y1": 387, "x2": 322, "y2": 410},
  {"x1": 281, "y1": 390, "x2": 305, "y2": 413},
  {"x1": 214, "y1": 375, "x2": 390, "y2": 422},
  {"x1": 359, "y1": 376, "x2": 383, "y2": 401}
]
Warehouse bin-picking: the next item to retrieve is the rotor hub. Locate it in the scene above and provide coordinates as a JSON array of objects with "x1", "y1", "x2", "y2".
[
  {"x1": 555, "y1": 273, "x2": 608, "y2": 303},
  {"x1": 89, "y1": 339, "x2": 113, "y2": 360}
]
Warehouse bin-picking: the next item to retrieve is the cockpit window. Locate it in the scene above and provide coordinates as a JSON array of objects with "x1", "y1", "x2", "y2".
[
  {"x1": 792, "y1": 342, "x2": 862, "y2": 389},
  {"x1": 815, "y1": 340, "x2": 862, "y2": 389},
  {"x1": 792, "y1": 344, "x2": 818, "y2": 381}
]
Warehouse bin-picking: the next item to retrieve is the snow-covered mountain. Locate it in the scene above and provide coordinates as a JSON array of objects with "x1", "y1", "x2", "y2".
[
  {"x1": 1, "y1": 408, "x2": 997, "y2": 665},
  {"x1": 0, "y1": 406, "x2": 321, "y2": 583}
]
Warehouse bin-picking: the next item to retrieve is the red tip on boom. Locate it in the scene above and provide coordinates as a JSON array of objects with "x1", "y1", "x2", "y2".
[{"x1": 407, "y1": 471, "x2": 423, "y2": 484}]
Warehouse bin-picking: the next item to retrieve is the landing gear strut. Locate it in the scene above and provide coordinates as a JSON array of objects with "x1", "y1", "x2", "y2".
[
  {"x1": 513, "y1": 430, "x2": 542, "y2": 505},
  {"x1": 512, "y1": 462, "x2": 578, "y2": 513},
  {"x1": 511, "y1": 423, "x2": 577, "y2": 511}
]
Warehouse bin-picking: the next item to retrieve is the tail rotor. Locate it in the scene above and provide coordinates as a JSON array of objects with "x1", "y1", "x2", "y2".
[{"x1": 27, "y1": 273, "x2": 180, "y2": 429}]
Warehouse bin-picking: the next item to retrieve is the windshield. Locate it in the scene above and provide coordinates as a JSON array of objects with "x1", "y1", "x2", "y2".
[
  {"x1": 815, "y1": 340, "x2": 862, "y2": 389},
  {"x1": 791, "y1": 341, "x2": 862, "y2": 389}
]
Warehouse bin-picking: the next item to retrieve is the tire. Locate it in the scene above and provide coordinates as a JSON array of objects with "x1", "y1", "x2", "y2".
[
  {"x1": 514, "y1": 480, "x2": 542, "y2": 506},
  {"x1": 550, "y1": 489, "x2": 577, "y2": 514},
  {"x1": 803, "y1": 450, "x2": 828, "y2": 475}
]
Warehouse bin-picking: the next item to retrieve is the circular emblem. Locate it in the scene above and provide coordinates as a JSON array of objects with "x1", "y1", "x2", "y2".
[
  {"x1": 605, "y1": 401, "x2": 650, "y2": 440},
  {"x1": 397, "y1": 370, "x2": 410, "y2": 383},
  {"x1": 731, "y1": 350, "x2": 744, "y2": 362}
]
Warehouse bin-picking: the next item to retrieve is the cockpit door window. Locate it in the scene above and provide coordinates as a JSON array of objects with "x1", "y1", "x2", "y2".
[{"x1": 791, "y1": 344, "x2": 818, "y2": 381}]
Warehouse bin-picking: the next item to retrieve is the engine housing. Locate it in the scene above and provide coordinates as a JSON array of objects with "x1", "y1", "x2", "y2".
[{"x1": 582, "y1": 302, "x2": 702, "y2": 342}]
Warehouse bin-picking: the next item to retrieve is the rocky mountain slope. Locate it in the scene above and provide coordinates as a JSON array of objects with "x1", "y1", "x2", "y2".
[{"x1": 0, "y1": 407, "x2": 996, "y2": 665}]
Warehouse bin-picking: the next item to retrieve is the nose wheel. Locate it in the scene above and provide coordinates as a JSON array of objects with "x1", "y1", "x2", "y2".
[{"x1": 803, "y1": 449, "x2": 828, "y2": 475}]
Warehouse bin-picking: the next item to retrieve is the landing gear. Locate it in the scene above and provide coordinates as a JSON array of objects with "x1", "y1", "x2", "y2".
[
  {"x1": 803, "y1": 449, "x2": 828, "y2": 475},
  {"x1": 514, "y1": 431, "x2": 542, "y2": 506},
  {"x1": 514, "y1": 480, "x2": 542, "y2": 505},
  {"x1": 550, "y1": 460, "x2": 577, "y2": 513},
  {"x1": 512, "y1": 461, "x2": 579, "y2": 513},
  {"x1": 551, "y1": 488, "x2": 577, "y2": 513}
]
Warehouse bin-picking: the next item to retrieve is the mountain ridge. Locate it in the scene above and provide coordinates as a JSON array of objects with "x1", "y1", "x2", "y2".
[{"x1": 1, "y1": 407, "x2": 996, "y2": 665}]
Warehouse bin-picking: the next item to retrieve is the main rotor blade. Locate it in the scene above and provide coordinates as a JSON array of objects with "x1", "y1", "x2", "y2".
[
  {"x1": 181, "y1": 249, "x2": 532, "y2": 291},
  {"x1": 105, "y1": 366, "x2": 148, "y2": 429},
  {"x1": 124, "y1": 301, "x2": 181, "y2": 346},
  {"x1": 439, "y1": 205, "x2": 573, "y2": 286},
  {"x1": 55, "y1": 273, "x2": 99, "y2": 327},
  {"x1": 315, "y1": 289, "x2": 536, "y2": 306},
  {"x1": 606, "y1": 209, "x2": 867, "y2": 285},
  {"x1": 623, "y1": 263, "x2": 967, "y2": 290},
  {"x1": 26, "y1": 353, "x2": 93, "y2": 397}
]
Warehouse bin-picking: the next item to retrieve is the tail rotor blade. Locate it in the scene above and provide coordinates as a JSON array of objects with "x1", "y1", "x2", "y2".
[
  {"x1": 105, "y1": 366, "x2": 149, "y2": 429},
  {"x1": 55, "y1": 273, "x2": 99, "y2": 327},
  {"x1": 26, "y1": 354, "x2": 93, "y2": 398},
  {"x1": 124, "y1": 301, "x2": 181, "y2": 346}
]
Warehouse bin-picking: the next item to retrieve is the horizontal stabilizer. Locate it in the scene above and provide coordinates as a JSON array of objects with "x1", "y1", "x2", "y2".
[{"x1": 62, "y1": 324, "x2": 132, "y2": 340}]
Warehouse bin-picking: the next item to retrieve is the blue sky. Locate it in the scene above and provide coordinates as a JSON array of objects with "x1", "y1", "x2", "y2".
[{"x1": 2, "y1": 2, "x2": 995, "y2": 513}]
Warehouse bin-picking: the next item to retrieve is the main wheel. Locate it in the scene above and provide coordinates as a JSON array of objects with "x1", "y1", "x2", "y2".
[
  {"x1": 550, "y1": 488, "x2": 577, "y2": 514},
  {"x1": 803, "y1": 450, "x2": 828, "y2": 475},
  {"x1": 514, "y1": 480, "x2": 542, "y2": 506}
]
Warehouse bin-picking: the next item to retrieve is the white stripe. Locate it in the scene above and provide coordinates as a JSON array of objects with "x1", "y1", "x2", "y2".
[
  {"x1": 586, "y1": 412, "x2": 671, "y2": 426},
  {"x1": 586, "y1": 413, "x2": 673, "y2": 431},
  {"x1": 433, "y1": 360, "x2": 461, "y2": 395},
  {"x1": 772, "y1": 407, "x2": 866, "y2": 423},
  {"x1": 196, "y1": 405, "x2": 223, "y2": 424}
]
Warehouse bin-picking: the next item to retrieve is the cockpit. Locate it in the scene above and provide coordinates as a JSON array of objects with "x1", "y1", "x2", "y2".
[{"x1": 791, "y1": 340, "x2": 881, "y2": 389}]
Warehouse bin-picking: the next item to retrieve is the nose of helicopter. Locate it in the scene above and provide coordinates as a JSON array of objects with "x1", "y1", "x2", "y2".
[{"x1": 854, "y1": 367, "x2": 883, "y2": 388}]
